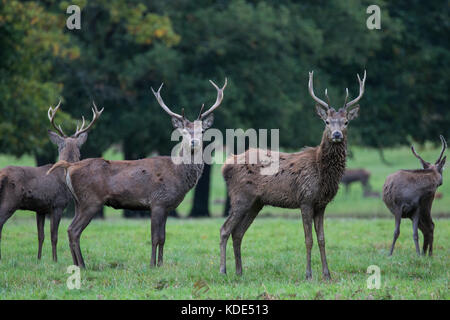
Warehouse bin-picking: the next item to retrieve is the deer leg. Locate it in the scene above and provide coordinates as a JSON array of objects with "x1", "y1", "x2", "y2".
[
  {"x1": 389, "y1": 213, "x2": 401, "y2": 256},
  {"x1": 219, "y1": 201, "x2": 250, "y2": 274},
  {"x1": 301, "y1": 205, "x2": 314, "y2": 280},
  {"x1": 0, "y1": 206, "x2": 16, "y2": 260},
  {"x1": 36, "y1": 212, "x2": 45, "y2": 260},
  {"x1": 428, "y1": 229, "x2": 434, "y2": 257},
  {"x1": 231, "y1": 203, "x2": 262, "y2": 275},
  {"x1": 313, "y1": 208, "x2": 330, "y2": 280},
  {"x1": 412, "y1": 210, "x2": 420, "y2": 256},
  {"x1": 67, "y1": 205, "x2": 97, "y2": 268},
  {"x1": 50, "y1": 208, "x2": 63, "y2": 262},
  {"x1": 149, "y1": 206, "x2": 167, "y2": 267}
]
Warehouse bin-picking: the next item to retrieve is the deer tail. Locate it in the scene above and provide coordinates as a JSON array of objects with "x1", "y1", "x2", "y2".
[{"x1": 46, "y1": 160, "x2": 73, "y2": 175}]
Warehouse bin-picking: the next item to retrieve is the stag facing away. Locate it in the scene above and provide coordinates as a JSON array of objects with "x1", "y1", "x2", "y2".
[
  {"x1": 47, "y1": 78, "x2": 227, "y2": 268},
  {"x1": 383, "y1": 135, "x2": 446, "y2": 256},
  {"x1": 220, "y1": 71, "x2": 366, "y2": 280},
  {"x1": 0, "y1": 101, "x2": 103, "y2": 261}
]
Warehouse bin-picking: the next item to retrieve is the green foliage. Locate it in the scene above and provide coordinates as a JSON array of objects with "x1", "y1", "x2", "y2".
[
  {"x1": 0, "y1": 0, "x2": 79, "y2": 156},
  {"x1": 1, "y1": 0, "x2": 448, "y2": 158}
]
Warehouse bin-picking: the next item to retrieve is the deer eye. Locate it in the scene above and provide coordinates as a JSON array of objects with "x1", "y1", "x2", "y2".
[
  {"x1": 344, "y1": 121, "x2": 348, "y2": 126},
  {"x1": 325, "y1": 120, "x2": 330, "y2": 125}
]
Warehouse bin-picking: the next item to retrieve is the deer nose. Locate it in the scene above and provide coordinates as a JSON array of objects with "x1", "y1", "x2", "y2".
[{"x1": 332, "y1": 131, "x2": 343, "y2": 141}]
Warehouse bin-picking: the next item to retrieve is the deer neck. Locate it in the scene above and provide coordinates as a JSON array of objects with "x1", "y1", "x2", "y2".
[
  {"x1": 58, "y1": 149, "x2": 80, "y2": 163},
  {"x1": 176, "y1": 152, "x2": 205, "y2": 190},
  {"x1": 316, "y1": 130, "x2": 347, "y2": 200}
]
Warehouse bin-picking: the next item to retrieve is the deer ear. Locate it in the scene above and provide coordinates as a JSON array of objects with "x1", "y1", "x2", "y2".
[
  {"x1": 48, "y1": 130, "x2": 64, "y2": 146},
  {"x1": 171, "y1": 117, "x2": 184, "y2": 129},
  {"x1": 76, "y1": 132, "x2": 88, "y2": 147},
  {"x1": 202, "y1": 113, "x2": 214, "y2": 130},
  {"x1": 315, "y1": 105, "x2": 328, "y2": 121},
  {"x1": 347, "y1": 105, "x2": 360, "y2": 121}
]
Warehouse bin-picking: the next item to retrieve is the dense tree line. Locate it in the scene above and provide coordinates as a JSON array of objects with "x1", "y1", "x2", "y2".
[{"x1": 0, "y1": 0, "x2": 448, "y2": 217}]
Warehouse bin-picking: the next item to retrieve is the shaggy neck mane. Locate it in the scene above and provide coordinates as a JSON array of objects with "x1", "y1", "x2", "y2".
[
  {"x1": 175, "y1": 152, "x2": 204, "y2": 190},
  {"x1": 316, "y1": 130, "x2": 347, "y2": 203}
]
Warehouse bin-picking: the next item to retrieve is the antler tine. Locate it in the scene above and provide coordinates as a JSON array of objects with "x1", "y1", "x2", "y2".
[
  {"x1": 308, "y1": 71, "x2": 329, "y2": 110},
  {"x1": 200, "y1": 78, "x2": 228, "y2": 119},
  {"x1": 48, "y1": 99, "x2": 67, "y2": 137},
  {"x1": 411, "y1": 145, "x2": 429, "y2": 167},
  {"x1": 436, "y1": 135, "x2": 447, "y2": 164},
  {"x1": 342, "y1": 88, "x2": 349, "y2": 108},
  {"x1": 197, "y1": 103, "x2": 205, "y2": 120},
  {"x1": 151, "y1": 83, "x2": 184, "y2": 120},
  {"x1": 346, "y1": 70, "x2": 366, "y2": 109},
  {"x1": 73, "y1": 101, "x2": 104, "y2": 137},
  {"x1": 324, "y1": 88, "x2": 331, "y2": 106}
]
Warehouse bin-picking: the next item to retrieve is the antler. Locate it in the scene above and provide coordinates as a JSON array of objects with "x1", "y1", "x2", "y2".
[
  {"x1": 199, "y1": 78, "x2": 227, "y2": 119},
  {"x1": 436, "y1": 135, "x2": 447, "y2": 164},
  {"x1": 342, "y1": 88, "x2": 349, "y2": 109},
  {"x1": 308, "y1": 71, "x2": 329, "y2": 111},
  {"x1": 411, "y1": 145, "x2": 430, "y2": 168},
  {"x1": 151, "y1": 83, "x2": 184, "y2": 120},
  {"x1": 345, "y1": 70, "x2": 366, "y2": 109},
  {"x1": 48, "y1": 99, "x2": 67, "y2": 137},
  {"x1": 73, "y1": 101, "x2": 104, "y2": 137}
]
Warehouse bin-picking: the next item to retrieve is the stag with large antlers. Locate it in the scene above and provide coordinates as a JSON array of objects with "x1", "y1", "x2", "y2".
[
  {"x1": 47, "y1": 79, "x2": 227, "y2": 268},
  {"x1": 220, "y1": 71, "x2": 366, "y2": 279},
  {"x1": 0, "y1": 101, "x2": 102, "y2": 261},
  {"x1": 383, "y1": 136, "x2": 446, "y2": 256}
]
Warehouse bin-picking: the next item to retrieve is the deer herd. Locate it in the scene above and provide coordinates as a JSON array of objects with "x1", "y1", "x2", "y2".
[{"x1": 0, "y1": 71, "x2": 446, "y2": 281}]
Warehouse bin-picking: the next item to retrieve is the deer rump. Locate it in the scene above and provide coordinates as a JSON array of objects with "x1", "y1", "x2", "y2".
[
  {"x1": 383, "y1": 169, "x2": 438, "y2": 219},
  {"x1": 65, "y1": 157, "x2": 190, "y2": 211},
  {"x1": 0, "y1": 165, "x2": 70, "y2": 212}
]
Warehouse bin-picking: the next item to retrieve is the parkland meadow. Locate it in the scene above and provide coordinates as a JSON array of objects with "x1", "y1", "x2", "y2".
[{"x1": 0, "y1": 145, "x2": 449, "y2": 299}]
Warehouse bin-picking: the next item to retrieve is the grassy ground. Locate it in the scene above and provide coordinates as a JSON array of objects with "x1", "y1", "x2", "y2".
[
  {"x1": 0, "y1": 145, "x2": 448, "y2": 299},
  {"x1": 0, "y1": 217, "x2": 448, "y2": 299}
]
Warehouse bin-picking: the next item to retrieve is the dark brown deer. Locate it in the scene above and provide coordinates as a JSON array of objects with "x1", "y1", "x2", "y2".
[
  {"x1": 340, "y1": 168, "x2": 380, "y2": 197},
  {"x1": 47, "y1": 79, "x2": 227, "y2": 268},
  {"x1": 0, "y1": 101, "x2": 102, "y2": 261},
  {"x1": 383, "y1": 136, "x2": 446, "y2": 256},
  {"x1": 220, "y1": 71, "x2": 366, "y2": 280}
]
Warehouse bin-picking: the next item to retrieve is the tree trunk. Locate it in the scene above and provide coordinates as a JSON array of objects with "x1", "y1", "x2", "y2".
[{"x1": 189, "y1": 163, "x2": 211, "y2": 217}]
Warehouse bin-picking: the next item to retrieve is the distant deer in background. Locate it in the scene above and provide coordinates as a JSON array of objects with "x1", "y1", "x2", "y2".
[
  {"x1": 220, "y1": 71, "x2": 366, "y2": 280},
  {"x1": 383, "y1": 136, "x2": 446, "y2": 256},
  {"x1": 0, "y1": 101, "x2": 102, "y2": 261},
  {"x1": 47, "y1": 79, "x2": 227, "y2": 268},
  {"x1": 340, "y1": 168, "x2": 380, "y2": 198}
]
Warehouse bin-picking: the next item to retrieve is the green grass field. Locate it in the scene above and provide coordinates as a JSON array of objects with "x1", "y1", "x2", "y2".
[
  {"x1": 0, "y1": 145, "x2": 448, "y2": 299},
  {"x1": 0, "y1": 217, "x2": 448, "y2": 299}
]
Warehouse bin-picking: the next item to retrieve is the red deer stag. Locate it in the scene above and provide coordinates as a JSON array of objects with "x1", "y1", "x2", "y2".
[
  {"x1": 47, "y1": 79, "x2": 227, "y2": 268},
  {"x1": 340, "y1": 168, "x2": 380, "y2": 198},
  {"x1": 0, "y1": 101, "x2": 102, "y2": 261},
  {"x1": 383, "y1": 136, "x2": 446, "y2": 256},
  {"x1": 220, "y1": 71, "x2": 366, "y2": 280}
]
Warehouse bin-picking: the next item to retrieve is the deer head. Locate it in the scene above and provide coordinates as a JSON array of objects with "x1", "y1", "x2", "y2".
[
  {"x1": 151, "y1": 78, "x2": 227, "y2": 154},
  {"x1": 308, "y1": 71, "x2": 366, "y2": 143},
  {"x1": 47, "y1": 100, "x2": 104, "y2": 162},
  {"x1": 411, "y1": 135, "x2": 447, "y2": 178}
]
